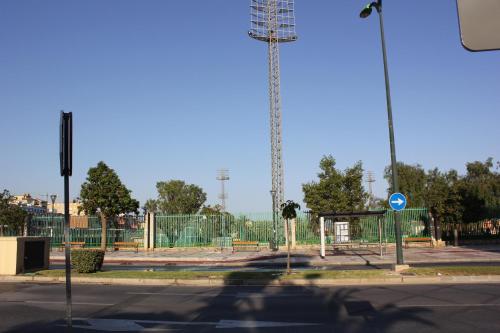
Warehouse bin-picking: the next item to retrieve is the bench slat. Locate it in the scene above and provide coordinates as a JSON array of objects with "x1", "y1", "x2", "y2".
[
  {"x1": 113, "y1": 242, "x2": 139, "y2": 253},
  {"x1": 405, "y1": 237, "x2": 431, "y2": 242},
  {"x1": 232, "y1": 240, "x2": 260, "y2": 252},
  {"x1": 233, "y1": 242, "x2": 259, "y2": 245},
  {"x1": 404, "y1": 237, "x2": 433, "y2": 248}
]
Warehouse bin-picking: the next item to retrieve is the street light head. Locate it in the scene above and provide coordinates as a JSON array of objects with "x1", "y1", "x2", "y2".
[
  {"x1": 360, "y1": 4, "x2": 373, "y2": 18},
  {"x1": 360, "y1": 3, "x2": 374, "y2": 18},
  {"x1": 360, "y1": 2, "x2": 380, "y2": 18}
]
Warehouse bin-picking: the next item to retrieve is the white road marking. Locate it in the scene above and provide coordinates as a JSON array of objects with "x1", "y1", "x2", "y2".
[
  {"x1": 70, "y1": 318, "x2": 320, "y2": 331},
  {"x1": 216, "y1": 320, "x2": 320, "y2": 328},
  {"x1": 236, "y1": 292, "x2": 305, "y2": 298},
  {"x1": 0, "y1": 300, "x2": 114, "y2": 306},
  {"x1": 127, "y1": 292, "x2": 233, "y2": 297},
  {"x1": 127, "y1": 291, "x2": 304, "y2": 298},
  {"x1": 398, "y1": 303, "x2": 500, "y2": 308}
]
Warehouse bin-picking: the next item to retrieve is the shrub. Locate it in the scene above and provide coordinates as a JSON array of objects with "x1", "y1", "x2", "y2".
[{"x1": 71, "y1": 249, "x2": 105, "y2": 273}]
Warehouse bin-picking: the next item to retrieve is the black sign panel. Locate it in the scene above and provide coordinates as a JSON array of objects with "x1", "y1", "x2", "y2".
[{"x1": 59, "y1": 111, "x2": 73, "y2": 176}]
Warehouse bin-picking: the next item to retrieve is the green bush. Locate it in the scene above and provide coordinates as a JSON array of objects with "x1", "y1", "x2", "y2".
[{"x1": 71, "y1": 249, "x2": 105, "y2": 273}]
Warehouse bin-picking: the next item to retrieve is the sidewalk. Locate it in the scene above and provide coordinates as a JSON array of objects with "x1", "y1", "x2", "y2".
[{"x1": 50, "y1": 245, "x2": 500, "y2": 266}]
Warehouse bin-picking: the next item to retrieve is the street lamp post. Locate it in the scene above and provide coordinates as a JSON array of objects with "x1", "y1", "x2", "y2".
[
  {"x1": 360, "y1": 0, "x2": 404, "y2": 265},
  {"x1": 50, "y1": 194, "x2": 57, "y2": 215},
  {"x1": 270, "y1": 190, "x2": 277, "y2": 251}
]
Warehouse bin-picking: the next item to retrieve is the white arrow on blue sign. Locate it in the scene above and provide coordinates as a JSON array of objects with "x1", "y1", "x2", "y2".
[{"x1": 389, "y1": 192, "x2": 407, "y2": 211}]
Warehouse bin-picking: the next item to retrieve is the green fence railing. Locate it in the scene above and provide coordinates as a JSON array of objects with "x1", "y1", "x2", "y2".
[
  {"x1": 27, "y1": 215, "x2": 144, "y2": 248},
  {"x1": 442, "y1": 218, "x2": 500, "y2": 240},
  {"x1": 2, "y1": 210, "x2": 430, "y2": 248},
  {"x1": 155, "y1": 213, "x2": 286, "y2": 248},
  {"x1": 154, "y1": 209, "x2": 430, "y2": 248}
]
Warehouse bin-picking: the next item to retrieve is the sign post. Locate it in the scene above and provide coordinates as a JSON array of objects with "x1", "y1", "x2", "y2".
[{"x1": 60, "y1": 111, "x2": 73, "y2": 329}]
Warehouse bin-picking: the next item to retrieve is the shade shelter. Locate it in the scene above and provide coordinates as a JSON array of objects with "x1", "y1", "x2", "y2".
[{"x1": 318, "y1": 210, "x2": 386, "y2": 258}]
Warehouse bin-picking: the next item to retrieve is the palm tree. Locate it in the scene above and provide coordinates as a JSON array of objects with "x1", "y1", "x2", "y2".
[{"x1": 281, "y1": 200, "x2": 300, "y2": 275}]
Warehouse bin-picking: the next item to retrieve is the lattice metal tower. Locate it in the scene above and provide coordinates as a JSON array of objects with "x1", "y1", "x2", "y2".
[
  {"x1": 366, "y1": 171, "x2": 375, "y2": 208},
  {"x1": 216, "y1": 169, "x2": 229, "y2": 212},
  {"x1": 249, "y1": 0, "x2": 297, "y2": 213}
]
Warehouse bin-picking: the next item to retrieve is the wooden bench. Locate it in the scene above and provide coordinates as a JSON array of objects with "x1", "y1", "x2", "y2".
[
  {"x1": 333, "y1": 242, "x2": 360, "y2": 251},
  {"x1": 232, "y1": 240, "x2": 260, "y2": 252},
  {"x1": 404, "y1": 237, "x2": 433, "y2": 248},
  {"x1": 113, "y1": 242, "x2": 139, "y2": 253},
  {"x1": 59, "y1": 241, "x2": 85, "y2": 251}
]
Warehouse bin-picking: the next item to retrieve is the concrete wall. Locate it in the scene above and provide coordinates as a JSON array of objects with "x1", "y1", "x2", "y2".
[{"x1": 0, "y1": 237, "x2": 50, "y2": 275}]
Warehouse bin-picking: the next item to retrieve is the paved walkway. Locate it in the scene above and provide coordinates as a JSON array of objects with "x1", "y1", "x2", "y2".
[{"x1": 50, "y1": 245, "x2": 500, "y2": 266}]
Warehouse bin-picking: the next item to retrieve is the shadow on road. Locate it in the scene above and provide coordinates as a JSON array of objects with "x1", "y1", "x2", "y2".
[{"x1": 7, "y1": 269, "x2": 441, "y2": 333}]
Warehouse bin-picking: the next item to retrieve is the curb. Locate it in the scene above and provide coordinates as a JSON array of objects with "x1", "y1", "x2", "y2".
[{"x1": 2, "y1": 275, "x2": 500, "y2": 287}]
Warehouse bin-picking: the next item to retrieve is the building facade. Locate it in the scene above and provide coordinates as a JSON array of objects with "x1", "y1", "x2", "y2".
[{"x1": 10, "y1": 194, "x2": 47, "y2": 214}]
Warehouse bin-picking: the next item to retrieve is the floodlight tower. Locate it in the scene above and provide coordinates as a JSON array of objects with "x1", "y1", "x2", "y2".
[
  {"x1": 248, "y1": 0, "x2": 297, "y2": 214},
  {"x1": 366, "y1": 171, "x2": 375, "y2": 208},
  {"x1": 217, "y1": 169, "x2": 230, "y2": 212}
]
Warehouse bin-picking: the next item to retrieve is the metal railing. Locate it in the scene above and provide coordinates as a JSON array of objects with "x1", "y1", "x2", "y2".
[
  {"x1": 0, "y1": 210, "x2": 435, "y2": 248},
  {"x1": 27, "y1": 215, "x2": 144, "y2": 248},
  {"x1": 442, "y1": 219, "x2": 500, "y2": 240},
  {"x1": 154, "y1": 209, "x2": 430, "y2": 248}
]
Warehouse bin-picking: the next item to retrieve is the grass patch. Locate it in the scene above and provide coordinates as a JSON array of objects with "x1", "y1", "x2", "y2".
[
  {"x1": 33, "y1": 269, "x2": 387, "y2": 280},
  {"x1": 407, "y1": 266, "x2": 500, "y2": 276}
]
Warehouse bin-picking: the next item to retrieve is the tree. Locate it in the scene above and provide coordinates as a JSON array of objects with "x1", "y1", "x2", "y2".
[
  {"x1": 425, "y1": 169, "x2": 463, "y2": 237},
  {"x1": 302, "y1": 155, "x2": 367, "y2": 213},
  {"x1": 155, "y1": 180, "x2": 206, "y2": 214},
  {"x1": 281, "y1": 200, "x2": 300, "y2": 275},
  {"x1": 459, "y1": 158, "x2": 500, "y2": 222},
  {"x1": 200, "y1": 204, "x2": 231, "y2": 216},
  {"x1": 79, "y1": 162, "x2": 139, "y2": 250},
  {"x1": 384, "y1": 162, "x2": 426, "y2": 207},
  {"x1": 0, "y1": 190, "x2": 28, "y2": 236},
  {"x1": 143, "y1": 199, "x2": 158, "y2": 213}
]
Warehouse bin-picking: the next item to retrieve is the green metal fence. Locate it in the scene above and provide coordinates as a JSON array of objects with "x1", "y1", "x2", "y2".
[
  {"x1": 154, "y1": 209, "x2": 430, "y2": 248},
  {"x1": 3, "y1": 210, "x2": 429, "y2": 248},
  {"x1": 442, "y1": 218, "x2": 500, "y2": 240},
  {"x1": 295, "y1": 213, "x2": 319, "y2": 245},
  {"x1": 155, "y1": 213, "x2": 286, "y2": 248},
  {"x1": 28, "y1": 215, "x2": 144, "y2": 248}
]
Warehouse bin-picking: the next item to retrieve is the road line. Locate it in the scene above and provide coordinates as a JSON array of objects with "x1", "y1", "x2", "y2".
[
  {"x1": 397, "y1": 303, "x2": 500, "y2": 308},
  {"x1": 127, "y1": 291, "x2": 309, "y2": 298},
  {"x1": 71, "y1": 318, "x2": 320, "y2": 330},
  {"x1": 0, "y1": 300, "x2": 115, "y2": 306},
  {"x1": 127, "y1": 292, "x2": 234, "y2": 297}
]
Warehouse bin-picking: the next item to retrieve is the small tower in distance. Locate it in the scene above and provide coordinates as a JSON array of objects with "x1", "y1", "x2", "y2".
[
  {"x1": 366, "y1": 171, "x2": 375, "y2": 208},
  {"x1": 217, "y1": 169, "x2": 230, "y2": 212}
]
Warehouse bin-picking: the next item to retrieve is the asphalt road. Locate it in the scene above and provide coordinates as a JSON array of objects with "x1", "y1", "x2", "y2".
[{"x1": 1, "y1": 282, "x2": 500, "y2": 332}]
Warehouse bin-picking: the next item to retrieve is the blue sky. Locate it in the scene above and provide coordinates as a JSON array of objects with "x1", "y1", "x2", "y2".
[{"x1": 1, "y1": 0, "x2": 498, "y2": 212}]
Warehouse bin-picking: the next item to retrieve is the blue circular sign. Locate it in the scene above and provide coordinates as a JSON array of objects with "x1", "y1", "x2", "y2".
[{"x1": 389, "y1": 192, "x2": 407, "y2": 211}]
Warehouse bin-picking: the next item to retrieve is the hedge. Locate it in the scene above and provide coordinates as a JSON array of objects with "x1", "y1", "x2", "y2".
[{"x1": 71, "y1": 249, "x2": 105, "y2": 273}]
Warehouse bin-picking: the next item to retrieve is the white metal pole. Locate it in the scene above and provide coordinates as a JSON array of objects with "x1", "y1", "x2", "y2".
[
  {"x1": 378, "y1": 217, "x2": 383, "y2": 257},
  {"x1": 320, "y1": 217, "x2": 325, "y2": 258}
]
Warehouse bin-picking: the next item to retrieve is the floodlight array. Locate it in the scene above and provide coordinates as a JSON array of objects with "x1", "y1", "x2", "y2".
[{"x1": 249, "y1": 0, "x2": 297, "y2": 42}]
